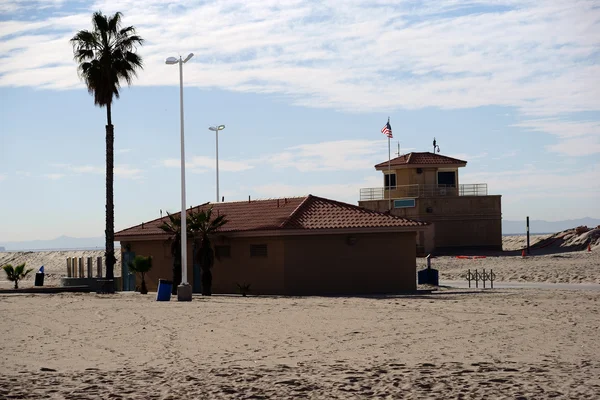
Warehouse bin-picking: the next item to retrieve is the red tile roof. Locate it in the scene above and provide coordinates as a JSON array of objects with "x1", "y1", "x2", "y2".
[
  {"x1": 375, "y1": 152, "x2": 467, "y2": 169},
  {"x1": 115, "y1": 195, "x2": 426, "y2": 240}
]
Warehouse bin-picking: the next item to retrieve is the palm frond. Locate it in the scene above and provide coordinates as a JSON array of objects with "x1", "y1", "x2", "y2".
[{"x1": 71, "y1": 11, "x2": 143, "y2": 108}]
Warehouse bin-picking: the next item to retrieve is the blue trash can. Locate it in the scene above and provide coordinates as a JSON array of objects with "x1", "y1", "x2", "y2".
[{"x1": 156, "y1": 279, "x2": 172, "y2": 301}]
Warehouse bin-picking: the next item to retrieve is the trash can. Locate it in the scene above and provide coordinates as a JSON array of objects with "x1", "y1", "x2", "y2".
[
  {"x1": 34, "y1": 272, "x2": 45, "y2": 286},
  {"x1": 156, "y1": 279, "x2": 172, "y2": 301}
]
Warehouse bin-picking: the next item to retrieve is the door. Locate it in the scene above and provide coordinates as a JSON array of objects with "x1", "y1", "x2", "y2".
[
  {"x1": 192, "y1": 243, "x2": 202, "y2": 293},
  {"x1": 121, "y1": 251, "x2": 136, "y2": 291}
]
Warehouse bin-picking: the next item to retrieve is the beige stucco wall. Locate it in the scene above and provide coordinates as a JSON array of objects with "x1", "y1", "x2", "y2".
[
  {"x1": 210, "y1": 236, "x2": 286, "y2": 295},
  {"x1": 283, "y1": 232, "x2": 416, "y2": 295},
  {"x1": 124, "y1": 239, "x2": 189, "y2": 292},
  {"x1": 384, "y1": 167, "x2": 459, "y2": 198},
  {"x1": 359, "y1": 195, "x2": 502, "y2": 250},
  {"x1": 122, "y1": 231, "x2": 418, "y2": 295}
]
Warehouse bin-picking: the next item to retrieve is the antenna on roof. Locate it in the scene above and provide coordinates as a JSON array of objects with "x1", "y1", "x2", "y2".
[
  {"x1": 396, "y1": 141, "x2": 400, "y2": 157},
  {"x1": 160, "y1": 209, "x2": 162, "y2": 219},
  {"x1": 248, "y1": 195, "x2": 251, "y2": 203},
  {"x1": 222, "y1": 196, "x2": 224, "y2": 202},
  {"x1": 433, "y1": 137, "x2": 440, "y2": 153}
]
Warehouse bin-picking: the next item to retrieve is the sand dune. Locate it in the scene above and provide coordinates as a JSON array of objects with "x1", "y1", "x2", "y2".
[
  {"x1": 0, "y1": 250, "x2": 119, "y2": 289},
  {"x1": 1, "y1": 289, "x2": 599, "y2": 399},
  {"x1": 423, "y1": 251, "x2": 600, "y2": 284}
]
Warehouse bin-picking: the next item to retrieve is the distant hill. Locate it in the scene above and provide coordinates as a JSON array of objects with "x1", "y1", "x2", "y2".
[
  {"x1": 503, "y1": 218, "x2": 600, "y2": 235},
  {"x1": 0, "y1": 236, "x2": 119, "y2": 251}
]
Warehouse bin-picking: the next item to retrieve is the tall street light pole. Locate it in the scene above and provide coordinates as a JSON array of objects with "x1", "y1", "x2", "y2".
[
  {"x1": 208, "y1": 125, "x2": 226, "y2": 202},
  {"x1": 166, "y1": 53, "x2": 193, "y2": 301}
]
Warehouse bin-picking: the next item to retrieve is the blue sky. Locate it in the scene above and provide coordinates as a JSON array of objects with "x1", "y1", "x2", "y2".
[{"x1": 1, "y1": 0, "x2": 599, "y2": 241}]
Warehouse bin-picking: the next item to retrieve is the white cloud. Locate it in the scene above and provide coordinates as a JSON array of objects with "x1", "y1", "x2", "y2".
[
  {"x1": 163, "y1": 156, "x2": 254, "y2": 172},
  {"x1": 114, "y1": 165, "x2": 143, "y2": 179},
  {"x1": 462, "y1": 163, "x2": 600, "y2": 197},
  {"x1": 513, "y1": 119, "x2": 600, "y2": 156},
  {"x1": 1, "y1": 1, "x2": 599, "y2": 153},
  {"x1": 261, "y1": 139, "x2": 388, "y2": 172},
  {"x1": 48, "y1": 164, "x2": 143, "y2": 179},
  {"x1": 43, "y1": 173, "x2": 65, "y2": 180},
  {"x1": 250, "y1": 175, "x2": 382, "y2": 205}
]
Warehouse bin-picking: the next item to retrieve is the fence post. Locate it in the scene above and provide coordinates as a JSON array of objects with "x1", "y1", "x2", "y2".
[
  {"x1": 72, "y1": 257, "x2": 77, "y2": 277},
  {"x1": 66, "y1": 258, "x2": 72, "y2": 278},
  {"x1": 482, "y1": 268, "x2": 486, "y2": 289},
  {"x1": 474, "y1": 269, "x2": 479, "y2": 288},
  {"x1": 490, "y1": 270, "x2": 495, "y2": 289},
  {"x1": 467, "y1": 269, "x2": 471, "y2": 288},
  {"x1": 78, "y1": 257, "x2": 84, "y2": 277},
  {"x1": 87, "y1": 257, "x2": 93, "y2": 278},
  {"x1": 97, "y1": 257, "x2": 102, "y2": 278}
]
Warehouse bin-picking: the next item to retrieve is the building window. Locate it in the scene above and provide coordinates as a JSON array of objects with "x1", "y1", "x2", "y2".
[
  {"x1": 215, "y1": 245, "x2": 231, "y2": 258},
  {"x1": 384, "y1": 173, "x2": 396, "y2": 189},
  {"x1": 394, "y1": 198, "x2": 416, "y2": 208},
  {"x1": 250, "y1": 244, "x2": 268, "y2": 257},
  {"x1": 437, "y1": 171, "x2": 456, "y2": 187}
]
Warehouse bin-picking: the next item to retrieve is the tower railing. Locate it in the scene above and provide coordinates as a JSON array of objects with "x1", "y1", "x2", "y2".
[{"x1": 359, "y1": 183, "x2": 488, "y2": 201}]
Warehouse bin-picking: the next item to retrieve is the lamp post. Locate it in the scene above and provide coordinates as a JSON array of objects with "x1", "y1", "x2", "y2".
[
  {"x1": 208, "y1": 125, "x2": 226, "y2": 202},
  {"x1": 165, "y1": 53, "x2": 194, "y2": 302}
]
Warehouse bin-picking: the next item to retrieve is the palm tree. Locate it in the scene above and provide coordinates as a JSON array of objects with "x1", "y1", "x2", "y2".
[
  {"x1": 127, "y1": 255, "x2": 153, "y2": 294},
  {"x1": 2, "y1": 263, "x2": 33, "y2": 289},
  {"x1": 189, "y1": 208, "x2": 228, "y2": 296},
  {"x1": 70, "y1": 11, "x2": 144, "y2": 281},
  {"x1": 158, "y1": 212, "x2": 185, "y2": 294}
]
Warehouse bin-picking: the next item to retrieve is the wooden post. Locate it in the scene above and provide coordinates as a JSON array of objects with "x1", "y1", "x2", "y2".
[
  {"x1": 526, "y1": 216, "x2": 530, "y2": 255},
  {"x1": 78, "y1": 257, "x2": 84, "y2": 277},
  {"x1": 72, "y1": 257, "x2": 78, "y2": 277},
  {"x1": 87, "y1": 257, "x2": 93, "y2": 278},
  {"x1": 97, "y1": 257, "x2": 102, "y2": 278},
  {"x1": 490, "y1": 269, "x2": 495, "y2": 289},
  {"x1": 66, "y1": 258, "x2": 72, "y2": 278}
]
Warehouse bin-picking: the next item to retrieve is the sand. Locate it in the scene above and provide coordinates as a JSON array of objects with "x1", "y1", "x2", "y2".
[
  {"x1": 1, "y1": 289, "x2": 599, "y2": 399},
  {"x1": 422, "y1": 251, "x2": 600, "y2": 284}
]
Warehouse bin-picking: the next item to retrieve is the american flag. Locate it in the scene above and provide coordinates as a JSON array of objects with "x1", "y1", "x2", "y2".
[{"x1": 381, "y1": 119, "x2": 392, "y2": 138}]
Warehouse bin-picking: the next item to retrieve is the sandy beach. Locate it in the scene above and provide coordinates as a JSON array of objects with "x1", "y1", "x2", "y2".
[{"x1": 1, "y1": 289, "x2": 599, "y2": 399}]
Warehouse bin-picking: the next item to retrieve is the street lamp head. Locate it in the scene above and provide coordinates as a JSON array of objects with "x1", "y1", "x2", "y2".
[
  {"x1": 217, "y1": 125, "x2": 225, "y2": 130},
  {"x1": 165, "y1": 56, "x2": 178, "y2": 65},
  {"x1": 183, "y1": 53, "x2": 194, "y2": 63},
  {"x1": 209, "y1": 125, "x2": 226, "y2": 131}
]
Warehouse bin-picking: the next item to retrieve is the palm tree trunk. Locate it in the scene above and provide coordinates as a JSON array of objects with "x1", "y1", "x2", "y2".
[
  {"x1": 105, "y1": 103, "x2": 115, "y2": 280},
  {"x1": 14, "y1": 280, "x2": 18, "y2": 290}
]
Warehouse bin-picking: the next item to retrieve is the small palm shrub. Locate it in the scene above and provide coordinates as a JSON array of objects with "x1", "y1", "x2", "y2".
[
  {"x1": 237, "y1": 283, "x2": 251, "y2": 297},
  {"x1": 2, "y1": 263, "x2": 33, "y2": 289},
  {"x1": 128, "y1": 255, "x2": 153, "y2": 294}
]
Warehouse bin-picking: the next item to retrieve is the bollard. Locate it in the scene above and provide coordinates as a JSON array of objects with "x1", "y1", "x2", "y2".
[
  {"x1": 97, "y1": 257, "x2": 102, "y2": 278},
  {"x1": 66, "y1": 258, "x2": 72, "y2": 278},
  {"x1": 78, "y1": 257, "x2": 84, "y2": 277},
  {"x1": 87, "y1": 257, "x2": 93, "y2": 278}
]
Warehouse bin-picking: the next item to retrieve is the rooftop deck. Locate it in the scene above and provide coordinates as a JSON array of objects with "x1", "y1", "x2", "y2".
[{"x1": 359, "y1": 183, "x2": 488, "y2": 201}]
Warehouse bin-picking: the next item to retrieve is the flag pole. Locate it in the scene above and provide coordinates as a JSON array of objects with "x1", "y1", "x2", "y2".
[{"x1": 388, "y1": 117, "x2": 392, "y2": 211}]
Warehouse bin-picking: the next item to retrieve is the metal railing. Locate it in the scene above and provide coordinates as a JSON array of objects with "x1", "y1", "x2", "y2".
[{"x1": 359, "y1": 183, "x2": 488, "y2": 201}]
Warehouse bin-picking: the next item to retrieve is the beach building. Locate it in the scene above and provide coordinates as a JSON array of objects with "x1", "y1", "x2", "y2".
[
  {"x1": 359, "y1": 152, "x2": 502, "y2": 253},
  {"x1": 115, "y1": 195, "x2": 429, "y2": 295}
]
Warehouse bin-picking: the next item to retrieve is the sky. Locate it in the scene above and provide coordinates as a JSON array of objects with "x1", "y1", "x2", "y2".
[{"x1": 1, "y1": 0, "x2": 599, "y2": 242}]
